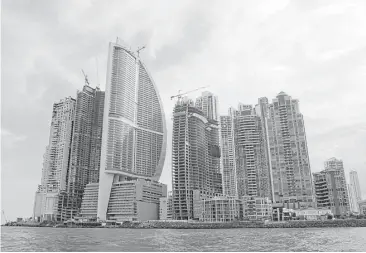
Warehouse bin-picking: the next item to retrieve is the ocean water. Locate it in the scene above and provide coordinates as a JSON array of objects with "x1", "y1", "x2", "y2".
[{"x1": 1, "y1": 226, "x2": 366, "y2": 252}]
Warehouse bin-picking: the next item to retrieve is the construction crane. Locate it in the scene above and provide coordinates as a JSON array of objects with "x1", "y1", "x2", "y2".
[
  {"x1": 81, "y1": 69, "x2": 90, "y2": 86},
  {"x1": 170, "y1": 86, "x2": 210, "y2": 101},
  {"x1": 2, "y1": 210, "x2": 8, "y2": 224},
  {"x1": 136, "y1": 45, "x2": 146, "y2": 57},
  {"x1": 95, "y1": 58, "x2": 100, "y2": 88}
]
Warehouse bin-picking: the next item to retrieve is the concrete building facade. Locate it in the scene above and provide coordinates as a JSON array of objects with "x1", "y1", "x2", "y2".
[
  {"x1": 33, "y1": 97, "x2": 76, "y2": 221},
  {"x1": 200, "y1": 196, "x2": 242, "y2": 222},
  {"x1": 172, "y1": 97, "x2": 222, "y2": 220},
  {"x1": 324, "y1": 158, "x2": 350, "y2": 215},
  {"x1": 97, "y1": 42, "x2": 167, "y2": 221},
  {"x1": 220, "y1": 109, "x2": 238, "y2": 197},
  {"x1": 349, "y1": 170, "x2": 362, "y2": 213},
  {"x1": 220, "y1": 102, "x2": 272, "y2": 200},
  {"x1": 348, "y1": 183, "x2": 359, "y2": 214},
  {"x1": 159, "y1": 191, "x2": 173, "y2": 220},
  {"x1": 313, "y1": 159, "x2": 350, "y2": 216},
  {"x1": 80, "y1": 183, "x2": 99, "y2": 220},
  {"x1": 65, "y1": 85, "x2": 105, "y2": 220},
  {"x1": 266, "y1": 92, "x2": 315, "y2": 207},
  {"x1": 195, "y1": 91, "x2": 219, "y2": 121},
  {"x1": 242, "y1": 196, "x2": 272, "y2": 221}
]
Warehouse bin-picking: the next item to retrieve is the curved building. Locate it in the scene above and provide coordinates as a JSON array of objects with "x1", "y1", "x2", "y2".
[{"x1": 97, "y1": 42, "x2": 167, "y2": 221}]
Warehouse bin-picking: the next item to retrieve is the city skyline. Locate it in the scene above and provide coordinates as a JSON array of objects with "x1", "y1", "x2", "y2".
[{"x1": 2, "y1": 0, "x2": 366, "y2": 222}]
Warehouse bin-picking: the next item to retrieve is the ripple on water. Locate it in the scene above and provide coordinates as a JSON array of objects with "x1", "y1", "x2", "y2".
[{"x1": 1, "y1": 227, "x2": 366, "y2": 252}]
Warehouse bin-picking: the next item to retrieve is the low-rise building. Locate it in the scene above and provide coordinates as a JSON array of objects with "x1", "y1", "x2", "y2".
[
  {"x1": 294, "y1": 208, "x2": 332, "y2": 220},
  {"x1": 80, "y1": 183, "x2": 99, "y2": 220},
  {"x1": 159, "y1": 191, "x2": 173, "y2": 220},
  {"x1": 242, "y1": 196, "x2": 272, "y2": 221},
  {"x1": 359, "y1": 200, "x2": 366, "y2": 215},
  {"x1": 200, "y1": 196, "x2": 242, "y2": 222},
  {"x1": 80, "y1": 179, "x2": 167, "y2": 222}
]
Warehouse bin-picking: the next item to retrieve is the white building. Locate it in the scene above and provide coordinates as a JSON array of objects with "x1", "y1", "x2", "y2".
[
  {"x1": 195, "y1": 91, "x2": 219, "y2": 121},
  {"x1": 349, "y1": 170, "x2": 362, "y2": 213},
  {"x1": 97, "y1": 42, "x2": 167, "y2": 221},
  {"x1": 267, "y1": 92, "x2": 315, "y2": 207},
  {"x1": 348, "y1": 184, "x2": 359, "y2": 213},
  {"x1": 33, "y1": 97, "x2": 76, "y2": 222},
  {"x1": 200, "y1": 196, "x2": 242, "y2": 222}
]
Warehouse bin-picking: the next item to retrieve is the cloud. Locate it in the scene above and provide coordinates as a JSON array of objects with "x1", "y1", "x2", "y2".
[{"x1": 2, "y1": 0, "x2": 366, "y2": 221}]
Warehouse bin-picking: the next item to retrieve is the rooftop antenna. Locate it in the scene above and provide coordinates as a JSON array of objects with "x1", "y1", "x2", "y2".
[
  {"x1": 95, "y1": 58, "x2": 100, "y2": 89},
  {"x1": 81, "y1": 69, "x2": 90, "y2": 86},
  {"x1": 136, "y1": 45, "x2": 146, "y2": 57}
]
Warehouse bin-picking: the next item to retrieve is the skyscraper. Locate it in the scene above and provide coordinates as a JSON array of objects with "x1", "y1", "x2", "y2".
[
  {"x1": 64, "y1": 85, "x2": 105, "y2": 219},
  {"x1": 220, "y1": 103, "x2": 272, "y2": 200},
  {"x1": 323, "y1": 157, "x2": 350, "y2": 215},
  {"x1": 313, "y1": 159, "x2": 350, "y2": 216},
  {"x1": 349, "y1": 170, "x2": 362, "y2": 201},
  {"x1": 172, "y1": 97, "x2": 221, "y2": 220},
  {"x1": 33, "y1": 97, "x2": 76, "y2": 221},
  {"x1": 349, "y1": 170, "x2": 362, "y2": 213},
  {"x1": 266, "y1": 92, "x2": 314, "y2": 207},
  {"x1": 195, "y1": 91, "x2": 219, "y2": 121},
  {"x1": 97, "y1": 42, "x2": 167, "y2": 221},
  {"x1": 196, "y1": 91, "x2": 222, "y2": 194},
  {"x1": 347, "y1": 183, "x2": 359, "y2": 213},
  {"x1": 220, "y1": 108, "x2": 238, "y2": 197}
]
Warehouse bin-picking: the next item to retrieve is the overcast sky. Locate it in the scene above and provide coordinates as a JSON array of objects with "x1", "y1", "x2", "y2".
[{"x1": 2, "y1": 0, "x2": 366, "y2": 222}]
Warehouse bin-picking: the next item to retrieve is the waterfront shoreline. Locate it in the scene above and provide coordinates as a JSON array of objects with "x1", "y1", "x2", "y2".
[{"x1": 3, "y1": 219, "x2": 366, "y2": 229}]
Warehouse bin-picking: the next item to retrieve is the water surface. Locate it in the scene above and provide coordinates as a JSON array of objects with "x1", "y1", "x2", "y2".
[{"x1": 2, "y1": 226, "x2": 366, "y2": 251}]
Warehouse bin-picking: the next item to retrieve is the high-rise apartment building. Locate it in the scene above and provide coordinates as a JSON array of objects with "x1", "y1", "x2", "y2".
[
  {"x1": 172, "y1": 97, "x2": 221, "y2": 220},
  {"x1": 313, "y1": 159, "x2": 350, "y2": 216},
  {"x1": 195, "y1": 91, "x2": 219, "y2": 121},
  {"x1": 196, "y1": 92, "x2": 222, "y2": 194},
  {"x1": 266, "y1": 92, "x2": 314, "y2": 207},
  {"x1": 323, "y1": 157, "x2": 350, "y2": 215},
  {"x1": 348, "y1": 183, "x2": 359, "y2": 213},
  {"x1": 220, "y1": 108, "x2": 238, "y2": 197},
  {"x1": 234, "y1": 104, "x2": 272, "y2": 199},
  {"x1": 220, "y1": 103, "x2": 272, "y2": 200},
  {"x1": 350, "y1": 170, "x2": 362, "y2": 201},
  {"x1": 348, "y1": 170, "x2": 362, "y2": 213},
  {"x1": 33, "y1": 97, "x2": 76, "y2": 221},
  {"x1": 64, "y1": 85, "x2": 105, "y2": 219},
  {"x1": 220, "y1": 92, "x2": 314, "y2": 209},
  {"x1": 97, "y1": 42, "x2": 167, "y2": 221}
]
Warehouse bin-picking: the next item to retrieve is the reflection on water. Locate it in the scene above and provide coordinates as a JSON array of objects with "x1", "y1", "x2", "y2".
[{"x1": 1, "y1": 226, "x2": 366, "y2": 252}]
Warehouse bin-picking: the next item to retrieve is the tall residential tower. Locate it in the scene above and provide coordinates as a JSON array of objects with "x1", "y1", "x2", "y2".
[
  {"x1": 97, "y1": 42, "x2": 167, "y2": 221},
  {"x1": 172, "y1": 97, "x2": 221, "y2": 220},
  {"x1": 266, "y1": 92, "x2": 314, "y2": 207},
  {"x1": 64, "y1": 85, "x2": 105, "y2": 219},
  {"x1": 33, "y1": 97, "x2": 76, "y2": 221}
]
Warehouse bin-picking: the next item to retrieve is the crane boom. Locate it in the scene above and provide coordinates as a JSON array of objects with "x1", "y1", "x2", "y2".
[
  {"x1": 81, "y1": 69, "x2": 90, "y2": 86},
  {"x1": 136, "y1": 45, "x2": 146, "y2": 57},
  {"x1": 170, "y1": 86, "x2": 210, "y2": 100}
]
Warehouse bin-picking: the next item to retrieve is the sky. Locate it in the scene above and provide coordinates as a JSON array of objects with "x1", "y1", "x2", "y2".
[{"x1": 1, "y1": 0, "x2": 366, "y2": 222}]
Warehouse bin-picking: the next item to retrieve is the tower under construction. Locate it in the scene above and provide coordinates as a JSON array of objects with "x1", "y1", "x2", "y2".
[
  {"x1": 172, "y1": 97, "x2": 222, "y2": 220},
  {"x1": 64, "y1": 85, "x2": 105, "y2": 219}
]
